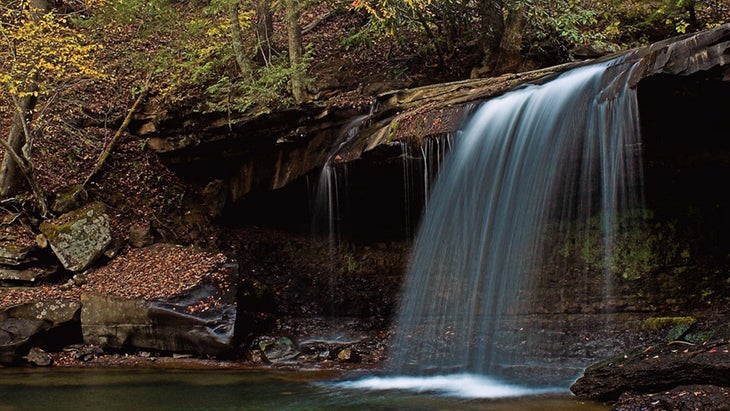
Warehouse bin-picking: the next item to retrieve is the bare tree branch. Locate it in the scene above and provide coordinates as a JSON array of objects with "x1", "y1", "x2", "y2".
[{"x1": 83, "y1": 73, "x2": 152, "y2": 187}]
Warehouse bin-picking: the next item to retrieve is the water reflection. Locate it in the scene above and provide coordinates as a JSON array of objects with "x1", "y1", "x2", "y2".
[{"x1": 0, "y1": 369, "x2": 607, "y2": 410}]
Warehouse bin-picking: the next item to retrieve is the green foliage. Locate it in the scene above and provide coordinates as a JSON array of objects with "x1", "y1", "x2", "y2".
[
  {"x1": 666, "y1": 321, "x2": 693, "y2": 341},
  {"x1": 343, "y1": 252, "x2": 361, "y2": 273},
  {"x1": 684, "y1": 330, "x2": 715, "y2": 344},
  {"x1": 594, "y1": 0, "x2": 728, "y2": 46},
  {"x1": 1, "y1": 1, "x2": 102, "y2": 98},
  {"x1": 342, "y1": 25, "x2": 376, "y2": 51},
  {"x1": 643, "y1": 317, "x2": 715, "y2": 344},
  {"x1": 559, "y1": 209, "x2": 693, "y2": 281},
  {"x1": 525, "y1": 0, "x2": 605, "y2": 60},
  {"x1": 87, "y1": 0, "x2": 311, "y2": 113}
]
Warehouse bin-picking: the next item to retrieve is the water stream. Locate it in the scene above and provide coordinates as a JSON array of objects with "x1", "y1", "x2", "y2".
[
  {"x1": 384, "y1": 57, "x2": 643, "y2": 388},
  {"x1": 0, "y1": 369, "x2": 609, "y2": 410}
]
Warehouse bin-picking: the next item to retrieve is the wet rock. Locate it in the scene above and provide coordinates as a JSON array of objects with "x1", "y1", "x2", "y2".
[
  {"x1": 39, "y1": 202, "x2": 112, "y2": 272},
  {"x1": 337, "y1": 347, "x2": 360, "y2": 363},
  {"x1": 80, "y1": 264, "x2": 239, "y2": 357},
  {"x1": 255, "y1": 336, "x2": 299, "y2": 362},
  {"x1": 0, "y1": 299, "x2": 81, "y2": 363},
  {"x1": 571, "y1": 339, "x2": 730, "y2": 401},
  {"x1": 0, "y1": 267, "x2": 49, "y2": 285},
  {"x1": 23, "y1": 347, "x2": 52, "y2": 366}
]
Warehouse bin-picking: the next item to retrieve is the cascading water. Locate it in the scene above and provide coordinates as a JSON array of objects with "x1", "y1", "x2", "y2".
[
  {"x1": 311, "y1": 115, "x2": 369, "y2": 242},
  {"x1": 387, "y1": 57, "x2": 643, "y2": 388},
  {"x1": 309, "y1": 114, "x2": 370, "y2": 315},
  {"x1": 400, "y1": 134, "x2": 456, "y2": 237}
]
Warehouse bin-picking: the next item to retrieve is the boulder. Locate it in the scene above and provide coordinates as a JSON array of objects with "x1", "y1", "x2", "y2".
[
  {"x1": 24, "y1": 346, "x2": 52, "y2": 366},
  {"x1": 0, "y1": 216, "x2": 38, "y2": 267},
  {"x1": 0, "y1": 244, "x2": 35, "y2": 266},
  {"x1": 81, "y1": 262, "x2": 239, "y2": 357},
  {"x1": 254, "y1": 336, "x2": 299, "y2": 363},
  {"x1": 570, "y1": 339, "x2": 730, "y2": 401},
  {"x1": 0, "y1": 298, "x2": 81, "y2": 363},
  {"x1": 0, "y1": 267, "x2": 50, "y2": 285},
  {"x1": 39, "y1": 202, "x2": 112, "y2": 272}
]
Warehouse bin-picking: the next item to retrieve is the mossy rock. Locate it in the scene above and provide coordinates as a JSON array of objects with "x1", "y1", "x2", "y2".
[
  {"x1": 39, "y1": 202, "x2": 112, "y2": 272},
  {"x1": 51, "y1": 185, "x2": 88, "y2": 215},
  {"x1": 642, "y1": 316, "x2": 697, "y2": 330}
]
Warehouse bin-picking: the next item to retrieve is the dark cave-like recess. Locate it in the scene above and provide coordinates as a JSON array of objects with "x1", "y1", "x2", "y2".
[
  {"x1": 220, "y1": 155, "x2": 429, "y2": 242},
  {"x1": 638, "y1": 68, "x2": 730, "y2": 263},
  {"x1": 223, "y1": 69, "x2": 730, "y2": 260}
]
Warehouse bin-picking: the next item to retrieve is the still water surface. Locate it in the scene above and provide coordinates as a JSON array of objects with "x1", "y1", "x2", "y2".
[{"x1": 0, "y1": 369, "x2": 608, "y2": 410}]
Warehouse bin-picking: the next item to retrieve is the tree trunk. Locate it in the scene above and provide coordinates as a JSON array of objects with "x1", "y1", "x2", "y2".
[
  {"x1": 0, "y1": 89, "x2": 37, "y2": 197},
  {"x1": 285, "y1": 0, "x2": 308, "y2": 104},
  {"x1": 0, "y1": 94, "x2": 50, "y2": 217},
  {"x1": 0, "y1": 0, "x2": 52, "y2": 196},
  {"x1": 474, "y1": 0, "x2": 505, "y2": 76},
  {"x1": 228, "y1": 0, "x2": 252, "y2": 79},
  {"x1": 255, "y1": 0, "x2": 274, "y2": 65},
  {"x1": 492, "y1": 3, "x2": 525, "y2": 75}
]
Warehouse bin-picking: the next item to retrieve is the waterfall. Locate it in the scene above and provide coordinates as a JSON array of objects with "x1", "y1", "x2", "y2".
[
  {"x1": 311, "y1": 115, "x2": 369, "y2": 242},
  {"x1": 400, "y1": 134, "x2": 456, "y2": 237},
  {"x1": 390, "y1": 58, "x2": 643, "y2": 385}
]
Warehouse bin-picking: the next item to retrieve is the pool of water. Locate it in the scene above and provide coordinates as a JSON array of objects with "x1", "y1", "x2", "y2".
[{"x1": 0, "y1": 368, "x2": 608, "y2": 410}]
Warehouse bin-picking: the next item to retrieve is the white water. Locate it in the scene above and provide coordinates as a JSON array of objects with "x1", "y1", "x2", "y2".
[
  {"x1": 335, "y1": 374, "x2": 561, "y2": 399},
  {"x1": 311, "y1": 115, "x2": 369, "y2": 242},
  {"x1": 389, "y1": 58, "x2": 643, "y2": 386}
]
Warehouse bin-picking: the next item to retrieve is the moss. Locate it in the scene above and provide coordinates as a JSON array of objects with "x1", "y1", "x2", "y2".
[
  {"x1": 643, "y1": 316, "x2": 696, "y2": 330},
  {"x1": 40, "y1": 202, "x2": 106, "y2": 243},
  {"x1": 684, "y1": 330, "x2": 715, "y2": 344},
  {"x1": 51, "y1": 185, "x2": 88, "y2": 215},
  {"x1": 343, "y1": 252, "x2": 361, "y2": 273},
  {"x1": 386, "y1": 119, "x2": 400, "y2": 142},
  {"x1": 557, "y1": 209, "x2": 692, "y2": 282}
]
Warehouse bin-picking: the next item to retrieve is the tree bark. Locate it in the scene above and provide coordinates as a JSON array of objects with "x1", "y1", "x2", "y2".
[
  {"x1": 0, "y1": 96, "x2": 50, "y2": 217},
  {"x1": 492, "y1": 3, "x2": 525, "y2": 75},
  {"x1": 475, "y1": 0, "x2": 505, "y2": 75},
  {"x1": 228, "y1": 0, "x2": 252, "y2": 79},
  {"x1": 254, "y1": 0, "x2": 274, "y2": 65},
  {"x1": 0, "y1": 0, "x2": 52, "y2": 196},
  {"x1": 285, "y1": 0, "x2": 308, "y2": 104},
  {"x1": 83, "y1": 74, "x2": 151, "y2": 187},
  {"x1": 0, "y1": 87, "x2": 37, "y2": 197}
]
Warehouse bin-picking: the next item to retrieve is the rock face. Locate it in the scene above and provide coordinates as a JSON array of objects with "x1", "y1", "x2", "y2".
[
  {"x1": 81, "y1": 261, "x2": 239, "y2": 357},
  {"x1": 0, "y1": 299, "x2": 81, "y2": 363},
  {"x1": 570, "y1": 339, "x2": 730, "y2": 401},
  {"x1": 0, "y1": 267, "x2": 49, "y2": 285},
  {"x1": 143, "y1": 25, "x2": 730, "y2": 213},
  {"x1": 39, "y1": 202, "x2": 112, "y2": 272}
]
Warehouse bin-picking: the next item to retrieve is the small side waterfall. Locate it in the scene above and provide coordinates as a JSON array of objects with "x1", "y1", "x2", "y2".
[
  {"x1": 400, "y1": 134, "x2": 456, "y2": 237},
  {"x1": 311, "y1": 115, "x2": 369, "y2": 242},
  {"x1": 390, "y1": 58, "x2": 643, "y2": 385}
]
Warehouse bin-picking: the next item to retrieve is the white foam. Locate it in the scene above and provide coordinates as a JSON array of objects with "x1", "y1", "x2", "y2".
[{"x1": 333, "y1": 374, "x2": 562, "y2": 399}]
